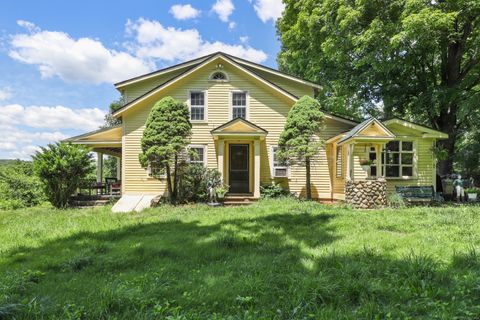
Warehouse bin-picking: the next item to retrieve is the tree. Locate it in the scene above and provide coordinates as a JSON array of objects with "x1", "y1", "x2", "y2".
[
  {"x1": 102, "y1": 99, "x2": 123, "y2": 128},
  {"x1": 277, "y1": 0, "x2": 480, "y2": 175},
  {"x1": 139, "y1": 97, "x2": 192, "y2": 203},
  {"x1": 33, "y1": 143, "x2": 93, "y2": 208},
  {"x1": 278, "y1": 95, "x2": 325, "y2": 200}
]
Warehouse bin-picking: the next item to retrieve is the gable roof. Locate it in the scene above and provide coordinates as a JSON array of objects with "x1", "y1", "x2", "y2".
[
  {"x1": 337, "y1": 118, "x2": 395, "y2": 145},
  {"x1": 211, "y1": 117, "x2": 268, "y2": 134},
  {"x1": 382, "y1": 118, "x2": 448, "y2": 138},
  {"x1": 112, "y1": 53, "x2": 300, "y2": 117}
]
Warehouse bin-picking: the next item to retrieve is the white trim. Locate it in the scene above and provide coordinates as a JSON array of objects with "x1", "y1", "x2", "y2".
[
  {"x1": 270, "y1": 145, "x2": 290, "y2": 178},
  {"x1": 187, "y1": 144, "x2": 208, "y2": 167},
  {"x1": 381, "y1": 139, "x2": 417, "y2": 179},
  {"x1": 208, "y1": 70, "x2": 229, "y2": 82},
  {"x1": 229, "y1": 90, "x2": 249, "y2": 121},
  {"x1": 187, "y1": 89, "x2": 208, "y2": 123},
  {"x1": 113, "y1": 54, "x2": 297, "y2": 117}
]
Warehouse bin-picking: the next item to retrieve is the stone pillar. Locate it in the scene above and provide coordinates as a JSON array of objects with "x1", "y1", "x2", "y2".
[
  {"x1": 254, "y1": 139, "x2": 261, "y2": 198},
  {"x1": 217, "y1": 139, "x2": 224, "y2": 181},
  {"x1": 345, "y1": 179, "x2": 387, "y2": 208},
  {"x1": 96, "y1": 152, "x2": 103, "y2": 183},
  {"x1": 116, "y1": 157, "x2": 121, "y2": 180}
]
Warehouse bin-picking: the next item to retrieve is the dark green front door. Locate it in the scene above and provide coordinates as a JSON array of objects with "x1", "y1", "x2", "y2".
[{"x1": 229, "y1": 144, "x2": 249, "y2": 193}]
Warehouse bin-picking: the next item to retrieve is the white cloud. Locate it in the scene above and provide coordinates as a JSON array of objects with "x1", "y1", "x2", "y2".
[
  {"x1": 126, "y1": 18, "x2": 267, "y2": 63},
  {"x1": 0, "y1": 87, "x2": 12, "y2": 101},
  {"x1": 228, "y1": 22, "x2": 237, "y2": 30},
  {"x1": 212, "y1": 0, "x2": 234, "y2": 22},
  {"x1": 170, "y1": 4, "x2": 201, "y2": 20},
  {"x1": 252, "y1": 0, "x2": 285, "y2": 23},
  {"x1": 240, "y1": 36, "x2": 249, "y2": 44},
  {"x1": 0, "y1": 104, "x2": 105, "y2": 131},
  {"x1": 9, "y1": 20, "x2": 152, "y2": 84},
  {"x1": 0, "y1": 104, "x2": 106, "y2": 159}
]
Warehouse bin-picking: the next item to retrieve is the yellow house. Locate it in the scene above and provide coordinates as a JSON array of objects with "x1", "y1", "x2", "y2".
[{"x1": 67, "y1": 52, "x2": 448, "y2": 210}]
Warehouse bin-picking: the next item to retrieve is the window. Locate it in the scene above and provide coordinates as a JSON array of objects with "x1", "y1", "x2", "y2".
[
  {"x1": 189, "y1": 91, "x2": 205, "y2": 121},
  {"x1": 231, "y1": 91, "x2": 247, "y2": 119},
  {"x1": 188, "y1": 146, "x2": 206, "y2": 166},
  {"x1": 147, "y1": 162, "x2": 166, "y2": 178},
  {"x1": 272, "y1": 146, "x2": 288, "y2": 177},
  {"x1": 336, "y1": 147, "x2": 342, "y2": 178},
  {"x1": 368, "y1": 147, "x2": 378, "y2": 178},
  {"x1": 210, "y1": 71, "x2": 228, "y2": 81},
  {"x1": 382, "y1": 141, "x2": 414, "y2": 178}
]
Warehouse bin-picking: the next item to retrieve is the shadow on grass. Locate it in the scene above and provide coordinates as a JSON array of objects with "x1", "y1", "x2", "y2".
[{"x1": 1, "y1": 209, "x2": 480, "y2": 319}]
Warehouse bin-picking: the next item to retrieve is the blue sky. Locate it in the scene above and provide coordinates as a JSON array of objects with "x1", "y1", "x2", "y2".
[{"x1": 0, "y1": 0, "x2": 284, "y2": 159}]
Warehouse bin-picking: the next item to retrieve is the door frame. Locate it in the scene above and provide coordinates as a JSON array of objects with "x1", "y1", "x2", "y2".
[{"x1": 226, "y1": 141, "x2": 254, "y2": 194}]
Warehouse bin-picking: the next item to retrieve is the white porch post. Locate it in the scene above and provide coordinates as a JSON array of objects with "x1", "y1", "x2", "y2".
[
  {"x1": 217, "y1": 139, "x2": 224, "y2": 181},
  {"x1": 116, "y1": 157, "x2": 121, "y2": 180},
  {"x1": 376, "y1": 144, "x2": 383, "y2": 178},
  {"x1": 254, "y1": 139, "x2": 261, "y2": 198},
  {"x1": 346, "y1": 143, "x2": 354, "y2": 181},
  {"x1": 96, "y1": 152, "x2": 103, "y2": 183}
]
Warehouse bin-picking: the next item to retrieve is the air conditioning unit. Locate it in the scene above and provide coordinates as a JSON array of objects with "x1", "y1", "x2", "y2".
[{"x1": 274, "y1": 168, "x2": 288, "y2": 177}]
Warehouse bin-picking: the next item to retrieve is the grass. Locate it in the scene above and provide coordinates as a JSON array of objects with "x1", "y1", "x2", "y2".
[{"x1": 1, "y1": 198, "x2": 480, "y2": 319}]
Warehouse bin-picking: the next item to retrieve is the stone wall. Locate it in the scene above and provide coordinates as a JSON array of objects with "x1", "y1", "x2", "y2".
[{"x1": 345, "y1": 179, "x2": 387, "y2": 209}]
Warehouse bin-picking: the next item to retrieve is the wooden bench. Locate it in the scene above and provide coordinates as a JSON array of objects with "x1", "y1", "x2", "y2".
[{"x1": 395, "y1": 186, "x2": 435, "y2": 204}]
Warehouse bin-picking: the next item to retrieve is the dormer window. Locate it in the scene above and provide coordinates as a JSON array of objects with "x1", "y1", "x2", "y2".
[{"x1": 209, "y1": 71, "x2": 228, "y2": 82}]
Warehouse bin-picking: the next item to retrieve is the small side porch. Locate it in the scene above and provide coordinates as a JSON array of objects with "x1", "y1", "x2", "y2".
[{"x1": 65, "y1": 125, "x2": 123, "y2": 198}]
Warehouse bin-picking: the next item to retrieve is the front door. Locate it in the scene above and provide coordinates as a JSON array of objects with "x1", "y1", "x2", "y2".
[{"x1": 229, "y1": 144, "x2": 249, "y2": 193}]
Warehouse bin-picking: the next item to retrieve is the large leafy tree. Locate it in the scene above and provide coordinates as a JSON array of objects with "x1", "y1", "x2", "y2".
[
  {"x1": 277, "y1": 0, "x2": 480, "y2": 175},
  {"x1": 102, "y1": 98, "x2": 123, "y2": 128},
  {"x1": 139, "y1": 97, "x2": 192, "y2": 203},
  {"x1": 33, "y1": 143, "x2": 93, "y2": 208},
  {"x1": 278, "y1": 95, "x2": 325, "y2": 200}
]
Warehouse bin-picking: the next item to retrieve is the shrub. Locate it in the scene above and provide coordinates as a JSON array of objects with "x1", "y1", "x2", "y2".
[
  {"x1": 33, "y1": 143, "x2": 93, "y2": 208},
  {"x1": 388, "y1": 193, "x2": 406, "y2": 208},
  {"x1": 464, "y1": 187, "x2": 479, "y2": 194},
  {"x1": 261, "y1": 182, "x2": 290, "y2": 198},
  {"x1": 178, "y1": 165, "x2": 223, "y2": 203},
  {"x1": 0, "y1": 160, "x2": 45, "y2": 209}
]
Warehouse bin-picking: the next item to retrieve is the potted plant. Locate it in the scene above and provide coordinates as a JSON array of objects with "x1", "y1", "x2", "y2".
[
  {"x1": 215, "y1": 185, "x2": 229, "y2": 201},
  {"x1": 360, "y1": 159, "x2": 374, "y2": 171},
  {"x1": 465, "y1": 187, "x2": 479, "y2": 202}
]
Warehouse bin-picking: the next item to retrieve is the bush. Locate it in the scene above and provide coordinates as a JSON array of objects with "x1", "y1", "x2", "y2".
[
  {"x1": 0, "y1": 160, "x2": 45, "y2": 209},
  {"x1": 33, "y1": 143, "x2": 93, "y2": 208},
  {"x1": 260, "y1": 182, "x2": 290, "y2": 198},
  {"x1": 388, "y1": 193, "x2": 406, "y2": 208},
  {"x1": 178, "y1": 165, "x2": 222, "y2": 203}
]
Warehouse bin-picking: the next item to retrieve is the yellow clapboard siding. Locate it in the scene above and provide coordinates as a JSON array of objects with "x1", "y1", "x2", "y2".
[{"x1": 121, "y1": 57, "x2": 354, "y2": 197}]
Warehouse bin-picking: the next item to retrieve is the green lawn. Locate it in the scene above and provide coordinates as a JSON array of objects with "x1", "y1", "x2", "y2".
[{"x1": 1, "y1": 199, "x2": 480, "y2": 319}]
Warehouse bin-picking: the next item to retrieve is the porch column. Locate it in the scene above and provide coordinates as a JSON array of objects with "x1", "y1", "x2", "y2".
[
  {"x1": 96, "y1": 152, "x2": 103, "y2": 183},
  {"x1": 375, "y1": 144, "x2": 383, "y2": 178},
  {"x1": 217, "y1": 139, "x2": 224, "y2": 180},
  {"x1": 254, "y1": 139, "x2": 261, "y2": 198},
  {"x1": 346, "y1": 144, "x2": 354, "y2": 181},
  {"x1": 116, "y1": 157, "x2": 121, "y2": 180}
]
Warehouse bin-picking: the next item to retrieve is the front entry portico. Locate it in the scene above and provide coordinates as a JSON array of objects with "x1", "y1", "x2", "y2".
[{"x1": 211, "y1": 118, "x2": 267, "y2": 198}]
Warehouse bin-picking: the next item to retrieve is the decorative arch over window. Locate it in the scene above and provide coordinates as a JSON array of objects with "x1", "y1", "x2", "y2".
[{"x1": 209, "y1": 71, "x2": 229, "y2": 82}]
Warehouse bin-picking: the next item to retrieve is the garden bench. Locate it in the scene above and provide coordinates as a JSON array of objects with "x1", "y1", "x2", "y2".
[{"x1": 395, "y1": 185, "x2": 435, "y2": 204}]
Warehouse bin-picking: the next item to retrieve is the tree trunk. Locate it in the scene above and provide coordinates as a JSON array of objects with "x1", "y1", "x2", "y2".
[
  {"x1": 305, "y1": 156, "x2": 312, "y2": 200},
  {"x1": 172, "y1": 154, "x2": 179, "y2": 204},
  {"x1": 437, "y1": 134, "x2": 456, "y2": 176},
  {"x1": 165, "y1": 163, "x2": 173, "y2": 203},
  {"x1": 434, "y1": 103, "x2": 459, "y2": 176}
]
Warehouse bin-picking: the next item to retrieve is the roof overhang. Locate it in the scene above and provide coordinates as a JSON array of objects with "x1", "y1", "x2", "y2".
[
  {"x1": 335, "y1": 118, "x2": 396, "y2": 146},
  {"x1": 383, "y1": 118, "x2": 449, "y2": 139},
  {"x1": 64, "y1": 125, "x2": 122, "y2": 148}
]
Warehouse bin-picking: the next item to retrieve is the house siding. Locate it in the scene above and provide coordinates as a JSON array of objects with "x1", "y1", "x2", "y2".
[{"x1": 121, "y1": 57, "x2": 352, "y2": 197}]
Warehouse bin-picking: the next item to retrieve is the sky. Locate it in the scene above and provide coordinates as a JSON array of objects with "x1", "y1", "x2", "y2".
[{"x1": 0, "y1": 0, "x2": 284, "y2": 159}]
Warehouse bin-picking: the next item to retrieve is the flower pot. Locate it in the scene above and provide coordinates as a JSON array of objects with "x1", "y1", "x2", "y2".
[
  {"x1": 361, "y1": 165, "x2": 370, "y2": 171},
  {"x1": 468, "y1": 193, "x2": 477, "y2": 202}
]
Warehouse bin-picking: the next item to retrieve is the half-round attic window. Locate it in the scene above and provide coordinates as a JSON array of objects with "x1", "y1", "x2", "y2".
[{"x1": 209, "y1": 71, "x2": 228, "y2": 82}]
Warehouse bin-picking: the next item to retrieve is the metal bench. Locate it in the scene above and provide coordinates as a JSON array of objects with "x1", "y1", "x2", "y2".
[{"x1": 395, "y1": 186, "x2": 435, "y2": 204}]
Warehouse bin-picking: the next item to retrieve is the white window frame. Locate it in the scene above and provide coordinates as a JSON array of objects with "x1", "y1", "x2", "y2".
[
  {"x1": 382, "y1": 140, "x2": 417, "y2": 179},
  {"x1": 270, "y1": 146, "x2": 290, "y2": 178},
  {"x1": 208, "y1": 71, "x2": 229, "y2": 82},
  {"x1": 229, "y1": 90, "x2": 249, "y2": 120},
  {"x1": 147, "y1": 162, "x2": 166, "y2": 178},
  {"x1": 187, "y1": 145, "x2": 208, "y2": 167},
  {"x1": 188, "y1": 90, "x2": 208, "y2": 122}
]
